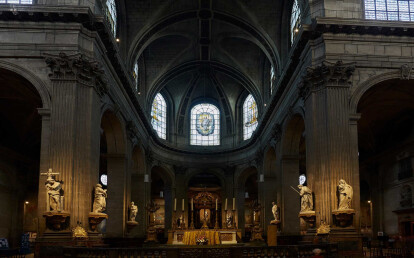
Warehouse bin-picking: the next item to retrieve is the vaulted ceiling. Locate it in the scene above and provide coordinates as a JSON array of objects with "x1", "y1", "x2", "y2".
[{"x1": 120, "y1": 0, "x2": 290, "y2": 125}]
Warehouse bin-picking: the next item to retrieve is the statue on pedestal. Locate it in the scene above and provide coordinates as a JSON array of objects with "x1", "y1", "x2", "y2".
[
  {"x1": 129, "y1": 202, "x2": 138, "y2": 222},
  {"x1": 92, "y1": 184, "x2": 107, "y2": 214},
  {"x1": 338, "y1": 179, "x2": 353, "y2": 210},
  {"x1": 46, "y1": 177, "x2": 62, "y2": 212},
  {"x1": 298, "y1": 185, "x2": 313, "y2": 212},
  {"x1": 270, "y1": 202, "x2": 279, "y2": 224}
]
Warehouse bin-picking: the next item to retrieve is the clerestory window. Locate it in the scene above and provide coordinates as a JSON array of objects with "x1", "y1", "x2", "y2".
[
  {"x1": 151, "y1": 93, "x2": 167, "y2": 139},
  {"x1": 243, "y1": 94, "x2": 258, "y2": 140},
  {"x1": 365, "y1": 0, "x2": 414, "y2": 21},
  {"x1": 190, "y1": 103, "x2": 220, "y2": 146}
]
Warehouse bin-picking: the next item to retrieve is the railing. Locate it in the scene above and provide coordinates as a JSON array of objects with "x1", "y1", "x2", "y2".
[
  {"x1": 62, "y1": 244, "x2": 338, "y2": 258},
  {"x1": 363, "y1": 247, "x2": 413, "y2": 258}
]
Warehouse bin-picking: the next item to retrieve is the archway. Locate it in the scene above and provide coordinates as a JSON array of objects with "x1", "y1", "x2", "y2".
[
  {"x1": 100, "y1": 110, "x2": 127, "y2": 237},
  {"x1": 130, "y1": 146, "x2": 146, "y2": 237},
  {"x1": 281, "y1": 114, "x2": 306, "y2": 234},
  {"x1": 0, "y1": 68, "x2": 42, "y2": 247},
  {"x1": 237, "y1": 166, "x2": 258, "y2": 239},
  {"x1": 150, "y1": 165, "x2": 173, "y2": 241},
  {"x1": 263, "y1": 147, "x2": 278, "y2": 227},
  {"x1": 187, "y1": 171, "x2": 223, "y2": 229},
  {"x1": 357, "y1": 78, "x2": 414, "y2": 240}
]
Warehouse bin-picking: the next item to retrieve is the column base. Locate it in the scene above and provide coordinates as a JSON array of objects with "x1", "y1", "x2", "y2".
[{"x1": 267, "y1": 225, "x2": 278, "y2": 246}]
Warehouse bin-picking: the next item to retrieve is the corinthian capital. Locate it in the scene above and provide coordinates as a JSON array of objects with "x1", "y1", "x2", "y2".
[
  {"x1": 44, "y1": 52, "x2": 108, "y2": 96},
  {"x1": 299, "y1": 61, "x2": 355, "y2": 100}
]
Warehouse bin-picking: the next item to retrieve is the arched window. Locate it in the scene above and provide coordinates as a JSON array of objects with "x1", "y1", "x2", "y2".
[
  {"x1": 106, "y1": 0, "x2": 117, "y2": 36},
  {"x1": 365, "y1": 0, "x2": 414, "y2": 21},
  {"x1": 290, "y1": 0, "x2": 301, "y2": 44},
  {"x1": 151, "y1": 93, "x2": 167, "y2": 139},
  {"x1": 133, "y1": 62, "x2": 139, "y2": 91},
  {"x1": 0, "y1": 0, "x2": 32, "y2": 3},
  {"x1": 243, "y1": 94, "x2": 258, "y2": 140},
  {"x1": 270, "y1": 66, "x2": 275, "y2": 95},
  {"x1": 190, "y1": 103, "x2": 220, "y2": 146}
]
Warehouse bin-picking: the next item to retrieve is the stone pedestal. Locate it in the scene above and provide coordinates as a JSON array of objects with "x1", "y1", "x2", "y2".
[
  {"x1": 126, "y1": 220, "x2": 139, "y2": 232},
  {"x1": 144, "y1": 225, "x2": 158, "y2": 243},
  {"x1": 299, "y1": 211, "x2": 316, "y2": 228},
  {"x1": 88, "y1": 213, "x2": 108, "y2": 232},
  {"x1": 332, "y1": 209, "x2": 355, "y2": 227},
  {"x1": 250, "y1": 225, "x2": 264, "y2": 242},
  {"x1": 43, "y1": 211, "x2": 70, "y2": 231},
  {"x1": 267, "y1": 224, "x2": 278, "y2": 246}
]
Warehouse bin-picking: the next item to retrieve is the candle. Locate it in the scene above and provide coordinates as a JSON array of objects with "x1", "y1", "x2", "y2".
[
  {"x1": 182, "y1": 199, "x2": 184, "y2": 211},
  {"x1": 191, "y1": 198, "x2": 193, "y2": 211},
  {"x1": 225, "y1": 198, "x2": 228, "y2": 211},
  {"x1": 216, "y1": 199, "x2": 218, "y2": 210},
  {"x1": 174, "y1": 198, "x2": 177, "y2": 211},
  {"x1": 233, "y1": 198, "x2": 235, "y2": 210},
  {"x1": 160, "y1": 191, "x2": 164, "y2": 198},
  {"x1": 144, "y1": 174, "x2": 149, "y2": 182},
  {"x1": 260, "y1": 174, "x2": 264, "y2": 182}
]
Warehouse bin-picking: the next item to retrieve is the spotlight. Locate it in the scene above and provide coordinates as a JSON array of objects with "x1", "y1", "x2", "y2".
[
  {"x1": 25, "y1": 201, "x2": 29, "y2": 204},
  {"x1": 294, "y1": 28, "x2": 299, "y2": 33},
  {"x1": 367, "y1": 200, "x2": 371, "y2": 203},
  {"x1": 116, "y1": 38, "x2": 120, "y2": 42}
]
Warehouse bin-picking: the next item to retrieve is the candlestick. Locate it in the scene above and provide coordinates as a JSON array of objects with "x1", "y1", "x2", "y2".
[
  {"x1": 216, "y1": 199, "x2": 218, "y2": 210},
  {"x1": 182, "y1": 199, "x2": 184, "y2": 211},
  {"x1": 191, "y1": 198, "x2": 193, "y2": 211},
  {"x1": 233, "y1": 198, "x2": 235, "y2": 210},
  {"x1": 225, "y1": 198, "x2": 228, "y2": 211},
  {"x1": 174, "y1": 198, "x2": 177, "y2": 211}
]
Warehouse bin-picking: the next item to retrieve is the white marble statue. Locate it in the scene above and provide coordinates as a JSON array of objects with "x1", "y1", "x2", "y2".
[
  {"x1": 129, "y1": 202, "x2": 138, "y2": 222},
  {"x1": 271, "y1": 201, "x2": 278, "y2": 221},
  {"x1": 92, "y1": 184, "x2": 107, "y2": 213},
  {"x1": 46, "y1": 177, "x2": 62, "y2": 211},
  {"x1": 298, "y1": 185, "x2": 313, "y2": 212},
  {"x1": 226, "y1": 211, "x2": 233, "y2": 228},
  {"x1": 338, "y1": 179, "x2": 353, "y2": 210}
]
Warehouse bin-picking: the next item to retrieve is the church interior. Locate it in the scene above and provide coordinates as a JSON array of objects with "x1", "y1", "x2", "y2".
[{"x1": 0, "y1": 0, "x2": 414, "y2": 257}]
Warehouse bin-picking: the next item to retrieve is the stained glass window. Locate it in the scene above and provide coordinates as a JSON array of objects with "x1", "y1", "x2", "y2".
[
  {"x1": 290, "y1": 0, "x2": 301, "y2": 44},
  {"x1": 270, "y1": 66, "x2": 275, "y2": 95},
  {"x1": 243, "y1": 94, "x2": 258, "y2": 140},
  {"x1": 365, "y1": 0, "x2": 414, "y2": 21},
  {"x1": 106, "y1": 0, "x2": 117, "y2": 36},
  {"x1": 190, "y1": 103, "x2": 220, "y2": 146},
  {"x1": 133, "y1": 63, "x2": 139, "y2": 91},
  {"x1": 151, "y1": 93, "x2": 167, "y2": 139},
  {"x1": 0, "y1": 0, "x2": 32, "y2": 3}
]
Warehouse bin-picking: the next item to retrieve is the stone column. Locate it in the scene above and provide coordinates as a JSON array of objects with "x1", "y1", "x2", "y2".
[
  {"x1": 106, "y1": 154, "x2": 127, "y2": 237},
  {"x1": 300, "y1": 61, "x2": 360, "y2": 228},
  {"x1": 280, "y1": 156, "x2": 301, "y2": 234},
  {"x1": 37, "y1": 108, "x2": 51, "y2": 234},
  {"x1": 38, "y1": 52, "x2": 106, "y2": 233}
]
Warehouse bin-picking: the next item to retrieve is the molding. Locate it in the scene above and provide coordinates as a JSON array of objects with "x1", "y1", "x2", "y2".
[
  {"x1": 299, "y1": 60, "x2": 355, "y2": 101},
  {"x1": 44, "y1": 52, "x2": 108, "y2": 96}
]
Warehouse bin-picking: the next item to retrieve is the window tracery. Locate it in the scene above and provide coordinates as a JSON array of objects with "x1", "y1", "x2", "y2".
[
  {"x1": 151, "y1": 93, "x2": 167, "y2": 139},
  {"x1": 243, "y1": 94, "x2": 258, "y2": 140},
  {"x1": 290, "y1": 0, "x2": 301, "y2": 44},
  {"x1": 133, "y1": 63, "x2": 139, "y2": 91},
  {"x1": 0, "y1": 0, "x2": 32, "y2": 3},
  {"x1": 190, "y1": 103, "x2": 220, "y2": 146},
  {"x1": 106, "y1": 0, "x2": 117, "y2": 36},
  {"x1": 365, "y1": 0, "x2": 414, "y2": 21}
]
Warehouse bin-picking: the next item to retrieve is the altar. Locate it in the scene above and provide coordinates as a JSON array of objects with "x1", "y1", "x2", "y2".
[{"x1": 169, "y1": 229, "x2": 240, "y2": 245}]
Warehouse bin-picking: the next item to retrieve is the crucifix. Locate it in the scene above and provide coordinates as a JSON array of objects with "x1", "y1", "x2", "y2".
[{"x1": 40, "y1": 168, "x2": 61, "y2": 212}]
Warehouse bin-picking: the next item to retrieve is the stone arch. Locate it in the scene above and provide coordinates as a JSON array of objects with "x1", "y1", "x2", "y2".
[
  {"x1": 280, "y1": 113, "x2": 306, "y2": 234},
  {"x1": 0, "y1": 66, "x2": 43, "y2": 246},
  {"x1": 356, "y1": 77, "x2": 414, "y2": 236},
  {"x1": 127, "y1": 11, "x2": 280, "y2": 72},
  {"x1": 151, "y1": 165, "x2": 174, "y2": 233},
  {"x1": 100, "y1": 109, "x2": 127, "y2": 237},
  {"x1": 237, "y1": 166, "x2": 259, "y2": 237},
  {"x1": 0, "y1": 60, "x2": 50, "y2": 109},
  {"x1": 350, "y1": 70, "x2": 401, "y2": 114}
]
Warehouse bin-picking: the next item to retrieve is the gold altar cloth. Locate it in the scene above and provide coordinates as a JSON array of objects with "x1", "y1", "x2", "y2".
[{"x1": 182, "y1": 230, "x2": 221, "y2": 245}]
